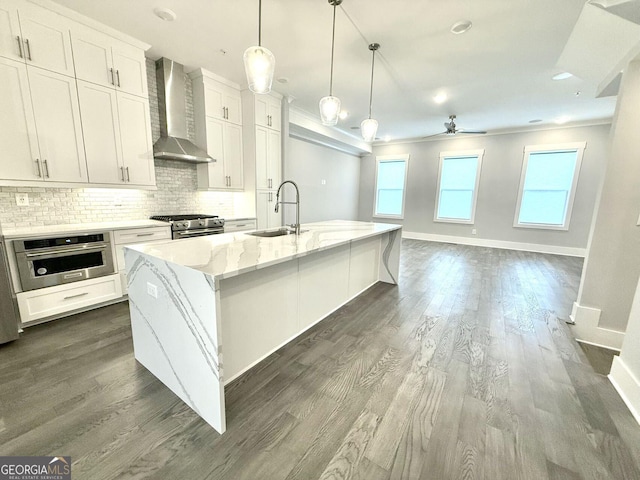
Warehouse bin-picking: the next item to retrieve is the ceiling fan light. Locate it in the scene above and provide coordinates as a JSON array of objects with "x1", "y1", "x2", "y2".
[
  {"x1": 319, "y1": 95, "x2": 341, "y2": 126},
  {"x1": 243, "y1": 45, "x2": 275, "y2": 94},
  {"x1": 361, "y1": 118, "x2": 378, "y2": 142}
]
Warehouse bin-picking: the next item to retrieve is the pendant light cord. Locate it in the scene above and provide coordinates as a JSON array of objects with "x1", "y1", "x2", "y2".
[
  {"x1": 329, "y1": 1, "x2": 337, "y2": 96},
  {"x1": 368, "y1": 47, "x2": 376, "y2": 118},
  {"x1": 258, "y1": 0, "x2": 262, "y2": 46}
]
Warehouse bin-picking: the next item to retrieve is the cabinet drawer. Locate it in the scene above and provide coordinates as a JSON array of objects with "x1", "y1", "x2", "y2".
[
  {"x1": 17, "y1": 274, "x2": 122, "y2": 323},
  {"x1": 113, "y1": 227, "x2": 171, "y2": 244},
  {"x1": 225, "y1": 220, "x2": 257, "y2": 233}
]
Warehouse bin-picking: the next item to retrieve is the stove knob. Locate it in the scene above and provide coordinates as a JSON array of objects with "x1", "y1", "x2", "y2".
[{"x1": 199, "y1": 220, "x2": 205, "y2": 226}]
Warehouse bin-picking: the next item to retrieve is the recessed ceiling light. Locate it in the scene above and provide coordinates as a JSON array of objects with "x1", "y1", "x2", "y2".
[
  {"x1": 339, "y1": 111, "x2": 349, "y2": 119},
  {"x1": 154, "y1": 7, "x2": 176, "y2": 22},
  {"x1": 575, "y1": 90, "x2": 581, "y2": 97},
  {"x1": 433, "y1": 92, "x2": 447, "y2": 104},
  {"x1": 552, "y1": 72, "x2": 573, "y2": 81},
  {"x1": 277, "y1": 77, "x2": 289, "y2": 84},
  {"x1": 529, "y1": 119, "x2": 543, "y2": 124},
  {"x1": 450, "y1": 20, "x2": 472, "y2": 35},
  {"x1": 555, "y1": 116, "x2": 570, "y2": 125}
]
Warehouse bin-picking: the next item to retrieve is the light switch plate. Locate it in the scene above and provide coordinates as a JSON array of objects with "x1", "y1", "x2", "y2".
[{"x1": 15, "y1": 193, "x2": 29, "y2": 206}]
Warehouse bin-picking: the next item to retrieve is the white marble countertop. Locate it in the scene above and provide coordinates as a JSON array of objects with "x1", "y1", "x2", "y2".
[
  {"x1": 127, "y1": 220, "x2": 402, "y2": 280},
  {"x1": 2, "y1": 219, "x2": 169, "y2": 239}
]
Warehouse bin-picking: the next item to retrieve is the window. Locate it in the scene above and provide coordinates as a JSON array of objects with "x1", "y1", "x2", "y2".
[
  {"x1": 374, "y1": 154, "x2": 409, "y2": 218},
  {"x1": 514, "y1": 142, "x2": 586, "y2": 230},
  {"x1": 434, "y1": 150, "x2": 484, "y2": 224}
]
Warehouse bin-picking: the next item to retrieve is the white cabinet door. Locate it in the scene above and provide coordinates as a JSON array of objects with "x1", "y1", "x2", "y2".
[
  {"x1": 204, "y1": 83, "x2": 225, "y2": 121},
  {"x1": 255, "y1": 125, "x2": 269, "y2": 189},
  {"x1": 0, "y1": 0, "x2": 23, "y2": 62},
  {"x1": 254, "y1": 94, "x2": 280, "y2": 130},
  {"x1": 117, "y1": 92, "x2": 154, "y2": 185},
  {"x1": 112, "y1": 42, "x2": 148, "y2": 97},
  {"x1": 267, "y1": 129, "x2": 281, "y2": 188},
  {"x1": 0, "y1": 57, "x2": 40, "y2": 180},
  {"x1": 78, "y1": 80, "x2": 124, "y2": 184},
  {"x1": 268, "y1": 97, "x2": 281, "y2": 131},
  {"x1": 70, "y1": 24, "x2": 113, "y2": 89},
  {"x1": 28, "y1": 66, "x2": 87, "y2": 182},
  {"x1": 18, "y1": 4, "x2": 74, "y2": 76},
  {"x1": 256, "y1": 190, "x2": 282, "y2": 230},
  {"x1": 224, "y1": 86, "x2": 242, "y2": 125},
  {"x1": 200, "y1": 116, "x2": 226, "y2": 189},
  {"x1": 225, "y1": 122, "x2": 243, "y2": 189}
]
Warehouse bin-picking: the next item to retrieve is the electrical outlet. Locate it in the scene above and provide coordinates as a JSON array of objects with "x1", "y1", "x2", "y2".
[
  {"x1": 147, "y1": 282, "x2": 158, "y2": 298},
  {"x1": 471, "y1": 228, "x2": 477, "y2": 235},
  {"x1": 15, "y1": 193, "x2": 29, "y2": 206},
  {"x1": 321, "y1": 179, "x2": 326, "y2": 185}
]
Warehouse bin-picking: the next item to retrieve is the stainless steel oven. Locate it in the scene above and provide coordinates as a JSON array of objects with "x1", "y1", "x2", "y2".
[{"x1": 14, "y1": 232, "x2": 115, "y2": 291}]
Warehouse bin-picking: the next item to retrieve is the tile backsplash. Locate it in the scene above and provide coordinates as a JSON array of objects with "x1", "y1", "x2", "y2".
[{"x1": 0, "y1": 58, "x2": 236, "y2": 229}]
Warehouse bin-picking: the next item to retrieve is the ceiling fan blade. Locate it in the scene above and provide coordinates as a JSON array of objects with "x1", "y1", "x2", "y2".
[{"x1": 422, "y1": 131, "x2": 448, "y2": 139}]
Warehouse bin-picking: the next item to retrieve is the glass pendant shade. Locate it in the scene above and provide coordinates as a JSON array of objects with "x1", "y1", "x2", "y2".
[
  {"x1": 243, "y1": 45, "x2": 275, "y2": 94},
  {"x1": 361, "y1": 118, "x2": 378, "y2": 142},
  {"x1": 319, "y1": 95, "x2": 341, "y2": 126}
]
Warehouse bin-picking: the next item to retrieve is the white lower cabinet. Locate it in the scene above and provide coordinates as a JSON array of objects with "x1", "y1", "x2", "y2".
[
  {"x1": 17, "y1": 274, "x2": 122, "y2": 324},
  {"x1": 114, "y1": 226, "x2": 171, "y2": 293},
  {"x1": 256, "y1": 191, "x2": 282, "y2": 230}
]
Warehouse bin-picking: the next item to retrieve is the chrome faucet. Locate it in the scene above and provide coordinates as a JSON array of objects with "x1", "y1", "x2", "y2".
[{"x1": 275, "y1": 180, "x2": 301, "y2": 235}]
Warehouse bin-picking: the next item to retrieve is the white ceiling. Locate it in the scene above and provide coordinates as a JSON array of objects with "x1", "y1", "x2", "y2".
[{"x1": 51, "y1": 0, "x2": 625, "y2": 142}]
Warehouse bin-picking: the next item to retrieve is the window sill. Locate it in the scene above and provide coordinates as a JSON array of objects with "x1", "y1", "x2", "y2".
[
  {"x1": 513, "y1": 222, "x2": 569, "y2": 231},
  {"x1": 434, "y1": 218, "x2": 474, "y2": 225},
  {"x1": 373, "y1": 214, "x2": 404, "y2": 220}
]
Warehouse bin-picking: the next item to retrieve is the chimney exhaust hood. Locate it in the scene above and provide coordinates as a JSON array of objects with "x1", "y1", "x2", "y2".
[{"x1": 153, "y1": 58, "x2": 213, "y2": 163}]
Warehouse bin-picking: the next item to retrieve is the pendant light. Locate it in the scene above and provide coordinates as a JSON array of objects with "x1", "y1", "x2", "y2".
[
  {"x1": 319, "y1": 0, "x2": 342, "y2": 126},
  {"x1": 361, "y1": 43, "x2": 380, "y2": 142},
  {"x1": 243, "y1": 0, "x2": 275, "y2": 94}
]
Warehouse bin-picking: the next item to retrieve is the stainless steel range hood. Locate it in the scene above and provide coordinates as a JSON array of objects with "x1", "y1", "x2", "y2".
[{"x1": 153, "y1": 58, "x2": 213, "y2": 163}]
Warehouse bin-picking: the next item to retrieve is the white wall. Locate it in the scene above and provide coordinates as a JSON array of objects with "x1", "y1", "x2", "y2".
[
  {"x1": 358, "y1": 124, "x2": 610, "y2": 254},
  {"x1": 571, "y1": 58, "x2": 640, "y2": 348},
  {"x1": 282, "y1": 137, "x2": 361, "y2": 225}
]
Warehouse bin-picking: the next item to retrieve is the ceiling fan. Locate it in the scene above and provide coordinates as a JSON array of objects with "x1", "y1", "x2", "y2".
[{"x1": 424, "y1": 115, "x2": 487, "y2": 138}]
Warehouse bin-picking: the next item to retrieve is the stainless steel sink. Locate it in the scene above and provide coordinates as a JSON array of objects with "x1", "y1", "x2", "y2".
[{"x1": 247, "y1": 228, "x2": 294, "y2": 238}]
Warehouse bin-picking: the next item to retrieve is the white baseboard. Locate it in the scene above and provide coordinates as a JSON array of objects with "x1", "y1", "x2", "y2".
[
  {"x1": 609, "y1": 356, "x2": 640, "y2": 426},
  {"x1": 569, "y1": 302, "x2": 625, "y2": 350},
  {"x1": 402, "y1": 231, "x2": 586, "y2": 257}
]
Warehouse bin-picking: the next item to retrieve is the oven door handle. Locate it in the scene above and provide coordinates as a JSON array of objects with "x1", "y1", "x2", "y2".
[
  {"x1": 174, "y1": 228, "x2": 224, "y2": 238},
  {"x1": 23, "y1": 244, "x2": 110, "y2": 257}
]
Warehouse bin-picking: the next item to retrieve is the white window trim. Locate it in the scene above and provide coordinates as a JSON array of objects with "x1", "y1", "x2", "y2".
[
  {"x1": 513, "y1": 141, "x2": 586, "y2": 231},
  {"x1": 373, "y1": 154, "x2": 410, "y2": 219},
  {"x1": 434, "y1": 149, "x2": 484, "y2": 225}
]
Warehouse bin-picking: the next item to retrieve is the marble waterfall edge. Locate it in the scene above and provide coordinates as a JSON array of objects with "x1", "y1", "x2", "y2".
[{"x1": 125, "y1": 248, "x2": 226, "y2": 432}]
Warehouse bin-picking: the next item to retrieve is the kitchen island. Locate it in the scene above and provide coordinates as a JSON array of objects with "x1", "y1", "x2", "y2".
[{"x1": 124, "y1": 220, "x2": 401, "y2": 433}]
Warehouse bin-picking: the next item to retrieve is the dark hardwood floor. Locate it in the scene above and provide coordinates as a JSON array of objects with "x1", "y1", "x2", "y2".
[{"x1": 2, "y1": 239, "x2": 640, "y2": 480}]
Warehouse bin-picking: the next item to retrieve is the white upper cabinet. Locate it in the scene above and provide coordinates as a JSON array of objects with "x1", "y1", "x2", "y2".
[
  {"x1": 71, "y1": 23, "x2": 148, "y2": 97},
  {"x1": 0, "y1": 0, "x2": 23, "y2": 62},
  {"x1": 78, "y1": 80, "x2": 154, "y2": 186},
  {"x1": 0, "y1": 57, "x2": 86, "y2": 183},
  {"x1": 0, "y1": 57, "x2": 40, "y2": 180},
  {"x1": 199, "y1": 73, "x2": 242, "y2": 125},
  {"x1": 0, "y1": 0, "x2": 75, "y2": 76},
  {"x1": 255, "y1": 94, "x2": 281, "y2": 131},
  {"x1": 27, "y1": 66, "x2": 87, "y2": 182}
]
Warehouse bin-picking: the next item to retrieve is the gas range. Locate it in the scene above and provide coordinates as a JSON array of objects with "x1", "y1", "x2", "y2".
[{"x1": 150, "y1": 214, "x2": 225, "y2": 239}]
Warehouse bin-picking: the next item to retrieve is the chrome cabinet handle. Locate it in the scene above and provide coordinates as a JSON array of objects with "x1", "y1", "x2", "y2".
[
  {"x1": 120, "y1": 166, "x2": 125, "y2": 181},
  {"x1": 16, "y1": 36, "x2": 23, "y2": 58},
  {"x1": 136, "y1": 233, "x2": 155, "y2": 237},
  {"x1": 35, "y1": 159, "x2": 42, "y2": 178},
  {"x1": 109, "y1": 68, "x2": 115, "y2": 85},
  {"x1": 126, "y1": 166, "x2": 130, "y2": 182},
  {"x1": 24, "y1": 38, "x2": 31, "y2": 61},
  {"x1": 64, "y1": 292, "x2": 89, "y2": 300},
  {"x1": 116, "y1": 69, "x2": 121, "y2": 87},
  {"x1": 43, "y1": 159, "x2": 49, "y2": 178}
]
